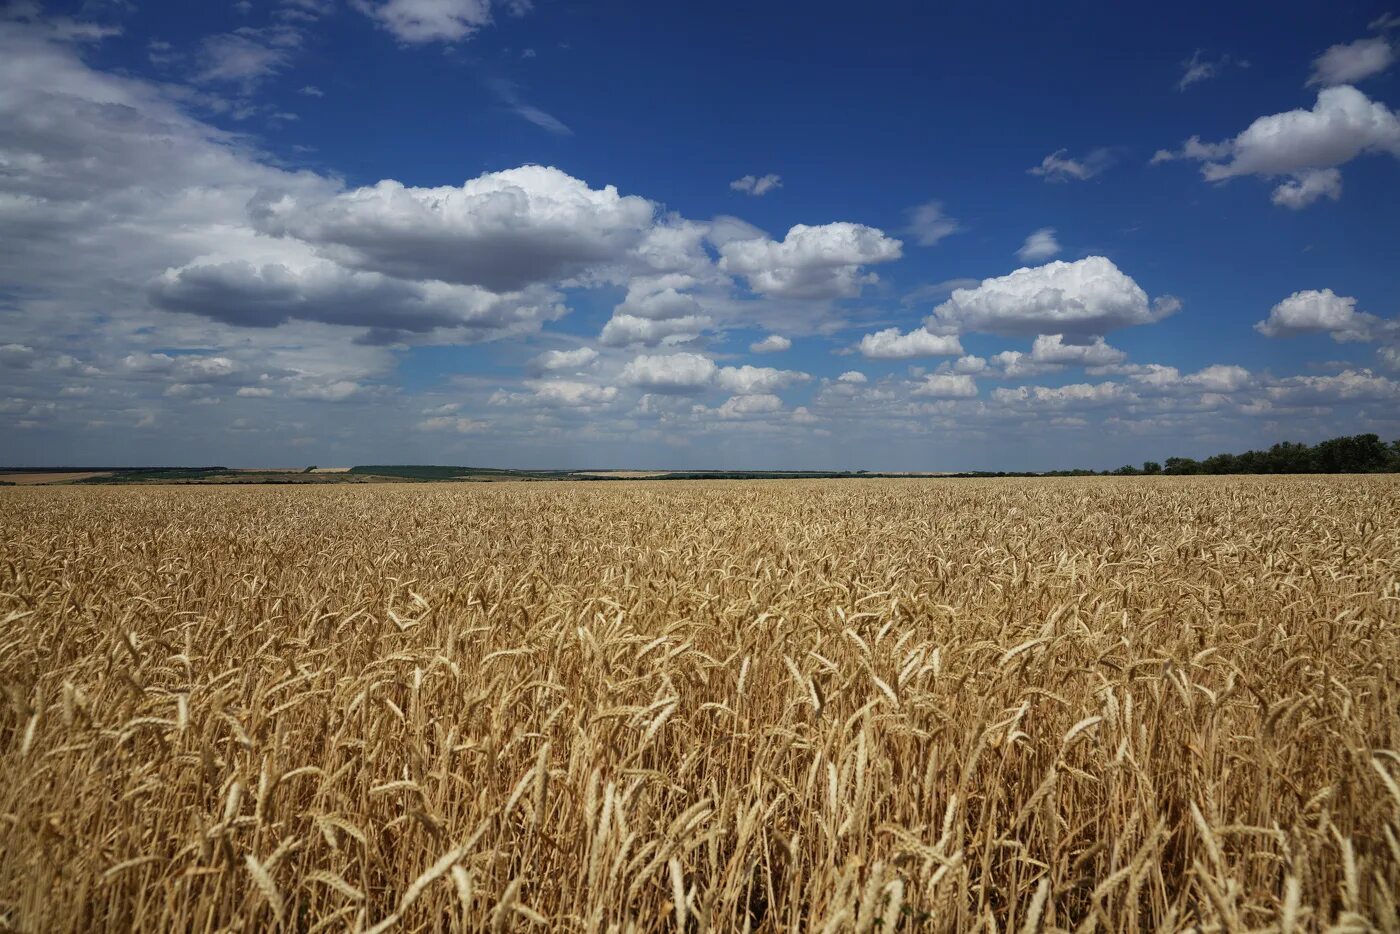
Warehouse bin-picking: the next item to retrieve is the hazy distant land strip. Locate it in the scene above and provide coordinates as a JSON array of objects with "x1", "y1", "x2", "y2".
[{"x1": 3, "y1": 433, "x2": 1399, "y2": 485}]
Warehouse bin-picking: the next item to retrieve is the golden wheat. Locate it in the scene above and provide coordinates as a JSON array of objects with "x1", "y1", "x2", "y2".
[{"x1": 1, "y1": 476, "x2": 1398, "y2": 931}]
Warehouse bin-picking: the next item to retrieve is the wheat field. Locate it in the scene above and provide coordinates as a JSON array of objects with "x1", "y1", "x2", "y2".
[{"x1": 1, "y1": 477, "x2": 1398, "y2": 932}]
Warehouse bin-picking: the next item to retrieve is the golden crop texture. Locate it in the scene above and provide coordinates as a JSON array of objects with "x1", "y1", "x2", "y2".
[{"x1": 2, "y1": 477, "x2": 1399, "y2": 932}]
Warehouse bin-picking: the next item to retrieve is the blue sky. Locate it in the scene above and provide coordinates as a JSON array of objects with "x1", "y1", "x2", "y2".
[{"x1": 1, "y1": 0, "x2": 1398, "y2": 470}]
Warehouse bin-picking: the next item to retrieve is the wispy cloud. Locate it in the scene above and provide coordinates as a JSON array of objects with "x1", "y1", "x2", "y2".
[{"x1": 488, "y1": 78, "x2": 572, "y2": 135}]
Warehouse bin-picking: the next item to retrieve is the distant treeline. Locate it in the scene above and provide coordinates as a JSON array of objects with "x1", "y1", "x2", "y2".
[{"x1": 1101, "y1": 433, "x2": 1400, "y2": 476}]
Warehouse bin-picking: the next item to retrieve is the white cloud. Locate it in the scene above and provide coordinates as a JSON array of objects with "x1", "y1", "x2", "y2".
[
  {"x1": 858, "y1": 327, "x2": 964, "y2": 360},
  {"x1": 1265, "y1": 368, "x2": 1400, "y2": 405},
  {"x1": 299, "y1": 84, "x2": 324, "y2": 97},
  {"x1": 528, "y1": 379, "x2": 618, "y2": 407},
  {"x1": 750, "y1": 334, "x2": 791, "y2": 353},
  {"x1": 1308, "y1": 36, "x2": 1395, "y2": 87},
  {"x1": 1158, "y1": 86, "x2": 1400, "y2": 207},
  {"x1": 715, "y1": 365, "x2": 809, "y2": 395},
  {"x1": 712, "y1": 393, "x2": 783, "y2": 418},
  {"x1": 599, "y1": 313, "x2": 711, "y2": 347},
  {"x1": 1029, "y1": 334, "x2": 1126, "y2": 366},
  {"x1": 352, "y1": 0, "x2": 529, "y2": 44},
  {"x1": 906, "y1": 200, "x2": 961, "y2": 246},
  {"x1": 837, "y1": 370, "x2": 867, "y2": 383},
  {"x1": 1256, "y1": 288, "x2": 1390, "y2": 341},
  {"x1": 251, "y1": 165, "x2": 657, "y2": 292},
  {"x1": 718, "y1": 223, "x2": 902, "y2": 299},
  {"x1": 1015, "y1": 228, "x2": 1061, "y2": 262},
  {"x1": 1028, "y1": 148, "x2": 1113, "y2": 182},
  {"x1": 1186, "y1": 364, "x2": 1251, "y2": 393},
  {"x1": 529, "y1": 347, "x2": 598, "y2": 372},
  {"x1": 993, "y1": 381, "x2": 1133, "y2": 409},
  {"x1": 1270, "y1": 167, "x2": 1342, "y2": 208},
  {"x1": 927, "y1": 256, "x2": 1177, "y2": 339},
  {"x1": 911, "y1": 373, "x2": 977, "y2": 398},
  {"x1": 620, "y1": 352, "x2": 717, "y2": 393},
  {"x1": 730, "y1": 174, "x2": 782, "y2": 196}
]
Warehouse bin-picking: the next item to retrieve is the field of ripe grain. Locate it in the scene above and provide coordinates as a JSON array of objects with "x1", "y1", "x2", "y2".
[{"x1": 2, "y1": 478, "x2": 1398, "y2": 932}]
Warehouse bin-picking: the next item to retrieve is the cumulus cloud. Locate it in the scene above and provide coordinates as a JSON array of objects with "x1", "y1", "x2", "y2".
[
  {"x1": 993, "y1": 381, "x2": 1133, "y2": 409},
  {"x1": 906, "y1": 200, "x2": 962, "y2": 246},
  {"x1": 718, "y1": 223, "x2": 902, "y2": 299},
  {"x1": 1256, "y1": 288, "x2": 1392, "y2": 341},
  {"x1": 620, "y1": 352, "x2": 717, "y2": 393},
  {"x1": 730, "y1": 174, "x2": 782, "y2": 196},
  {"x1": 1015, "y1": 228, "x2": 1061, "y2": 262},
  {"x1": 352, "y1": 0, "x2": 529, "y2": 44},
  {"x1": 837, "y1": 370, "x2": 867, "y2": 383},
  {"x1": 251, "y1": 166, "x2": 657, "y2": 292},
  {"x1": 715, "y1": 365, "x2": 809, "y2": 395},
  {"x1": 911, "y1": 373, "x2": 977, "y2": 399},
  {"x1": 527, "y1": 379, "x2": 618, "y2": 407},
  {"x1": 1270, "y1": 167, "x2": 1343, "y2": 208},
  {"x1": 1308, "y1": 36, "x2": 1395, "y2": 87},
  {"x1": 599, "y1": 313, "x2": 711, "y2": 347},
  {"x1": 1265, "y1": 368, "x2": 1400, "y2": 405},
  {"x1": 1029, "y1": 334, "x2": 1127, "y2": 366},
  {"x1": 1028, "y1": 148, "x2": 1113, "y2": 182},
  {"x1": 750, "y1": 334, "x2": 791, "y2": 353},
  {"x1": 712, "y1": 393, "x2": 783, "y2": 418},
  {"x1": 1156, "y1": 86, "x2": 1400, "y2": 207},
  {"x1": 529, "y1": 347, "x2": 598, "y2": 373},
  {"x1": 858, "y1": 327, "x2": 964, "y2": 360},
  {"x1": 927, "y1": 256, "x2": 1177, "y2": 339}
]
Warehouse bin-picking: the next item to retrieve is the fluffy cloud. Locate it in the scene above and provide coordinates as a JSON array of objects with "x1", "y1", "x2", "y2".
[
  {"x1": 858, "y1": 328, "x2": 964, "y2": 359},
  {"x1": 1256, "y1": 288, "x2": 1391, "y2": 341},
  {"x1": 837, "y1": 370, "x2": 867, "y2": 383},
  {"x1": 730, "y1": 174, "x2": 782, "y2": 196},
  {"x1": 906, "y1": 200, "x2": 962, "y2": 246},
  {"x1": 529, "y1": 347, "x2": 598, "y2": 373},
  {"x1": 993, "y1": 381, "x2": 1133, "y2": 408},
  {"x1": 1265, "y1": 368, "x2": 1400, "y2": 405},
  {"x1": 527, "y1": 379, "x2": 619, "y2": 407},
  {"x1": 1028, "y1": 148, "x2": 1113, "y2": 181},
  {"x1": 750, "y1": 334, "x2": 791, "y2": 353},
  {"x1": 1156, "y1": 86, "x2": 1400, "y2": 206},
  {"x1": 352, "y1": 0, "x2": 529, "y2": 44},
  {"x1": 712, "y1": 393, "x2": 783, "y2": 418},
  {"x1": 1016, "y1": 228, "x2": 1061, "y2": 262},
  {"x1": 599, "y1": 314, "x2": 711, "y2": 347},
  {"x1": 1270, "y1": 168, "x2": 1342, "y2": 208},
  {"x1": 927, "y1": 257, "x2": 1177, "y2": 339},
  {"x1": 1308, "y1": 36, "x2": 1395, "y2": 87},
  {"x1": 911, "y1": 373, "x2": 978, "y2": 398},
  {"x1": 1029, "y1": 334, "x2": 1127, "y2": 366},
  {"x1": 619, "y1": 353, "x2": 717, "y2": 393},
  {"x1": 251, "y1": 166, "x2": 658, "y2": 292},
  {"x1": 715, "y1": 365, "x2": 809, "y2": 395},
  {"x1": 718, "y1": 223, "x2": 902, "y2": 299}
]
